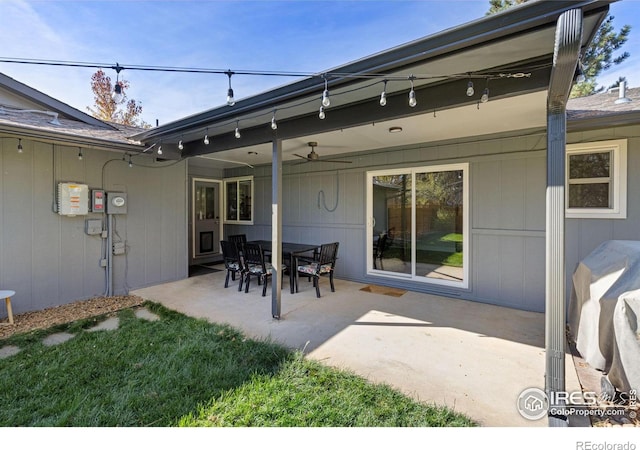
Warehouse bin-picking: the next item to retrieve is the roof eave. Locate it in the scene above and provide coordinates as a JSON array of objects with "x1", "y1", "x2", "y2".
[
  {"x1": 568, "y1": 110, "x2": 640, "y2": 131},
  {"x1": 0, "y1": 124, "x2": 145, "y2": 152}
]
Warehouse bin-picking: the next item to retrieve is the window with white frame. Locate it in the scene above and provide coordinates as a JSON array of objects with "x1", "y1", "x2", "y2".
[
  {"x1": 566, "y1": 139, "x2": 627, "y2": 219},
  {"x1": 224, "y1": 176, "x2": 253, "y2": 224}
]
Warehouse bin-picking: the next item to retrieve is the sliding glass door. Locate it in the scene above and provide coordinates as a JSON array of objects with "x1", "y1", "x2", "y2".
[{"x1": 367, "y1": 164, "x2": 468, "y2": 288}]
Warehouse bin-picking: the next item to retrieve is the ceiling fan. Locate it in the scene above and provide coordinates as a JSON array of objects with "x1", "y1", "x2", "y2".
[{"x1": 293, "y1": 142, "x2": 352, "y2": 164}]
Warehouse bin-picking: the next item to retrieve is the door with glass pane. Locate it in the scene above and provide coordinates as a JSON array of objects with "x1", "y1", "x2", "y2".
[
  {"x1": 192, "y1": 178, "x2": 222, "y2": 258},
  {"x1": 367, "y1": 164, "x2": 468, "y2": 288}
]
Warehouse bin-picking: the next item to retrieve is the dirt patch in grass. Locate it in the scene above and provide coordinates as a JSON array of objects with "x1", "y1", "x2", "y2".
[{"x1": 0, "y1": 295, "x2": 145, "y2": 340}]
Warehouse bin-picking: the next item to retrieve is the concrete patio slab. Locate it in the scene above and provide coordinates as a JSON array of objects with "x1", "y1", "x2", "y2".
[{"x1": 132, "y1": 269, "x2": 582, "y2": 427}]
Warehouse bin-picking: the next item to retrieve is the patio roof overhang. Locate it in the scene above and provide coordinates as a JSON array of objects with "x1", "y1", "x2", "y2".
[{"x1": 132, "y1": 0, "x2": 613, "y2": 166}]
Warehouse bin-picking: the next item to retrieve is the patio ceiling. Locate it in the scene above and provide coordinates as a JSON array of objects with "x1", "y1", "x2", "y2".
[{"x1": 133, "y1": 0, "x2": 613, "y2": 168}]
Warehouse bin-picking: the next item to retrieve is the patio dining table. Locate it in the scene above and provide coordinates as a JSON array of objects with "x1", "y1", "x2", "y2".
[{"x1": 248, "y1": 240, "x2": 319, "y2": 294}]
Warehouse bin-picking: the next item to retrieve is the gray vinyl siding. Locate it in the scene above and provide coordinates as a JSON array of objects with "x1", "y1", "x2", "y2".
[
  {"x1": 565, "y1": 123, "x2": 640, "y2": 300},
  {"x1": 225, "y1": 130, "x2": 550, "y2": 312},
  {"x1": 4, "y1": 123, "x2": 639, "y2": 317},
  {"x1": 0, "y1": 138, "x2": 188, "y2": 315},
  {"x1": 223, "y1": 125, "x2": 640, "y2": 313}
]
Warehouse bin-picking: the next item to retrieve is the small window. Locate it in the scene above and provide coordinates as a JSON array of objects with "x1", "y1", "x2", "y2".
[
  {"x1": 224, "y1": 176, "x2": 253, "y2": 224},
  {"x1": 566, "y1": 139, "x2": 627, "y2": 219}
]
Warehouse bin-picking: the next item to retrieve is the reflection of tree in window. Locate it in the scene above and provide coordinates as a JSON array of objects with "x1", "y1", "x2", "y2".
[
  {"x1": 227, "y1": 182, "x2": 238, "y2": 220},
  {"x1": 568, "y1": 151, "x2": 611, "y2": 208}
]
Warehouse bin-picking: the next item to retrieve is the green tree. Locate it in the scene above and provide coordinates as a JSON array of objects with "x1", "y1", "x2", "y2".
[
  {"x1": 87, "y1": 69, "x2": 150, "y2": 128},
  {"x1": 487, "y1": 1, "x2": 631, "y2": 97}
]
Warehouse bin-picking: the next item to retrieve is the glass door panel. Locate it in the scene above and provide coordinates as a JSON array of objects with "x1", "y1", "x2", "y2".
[
  {"x1": 415, "y1": 170, "x2": 464, "y2": 283},
  {"x1": 368, "y1": 164, "x2": 467, "y2": 288},
  {"x1": 372, "y1": 173, "x2": 412, "y2": 275}
]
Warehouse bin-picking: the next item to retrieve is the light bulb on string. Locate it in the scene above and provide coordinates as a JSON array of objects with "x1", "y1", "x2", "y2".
[
  {"x1": 481, "y1": 87, "x2": 489, "y2": 103},
  {"x1": 226, "y1": 71, "x2": 235, "y2": 106},
  {"x1": 408, "y1": 76, "x2": 417, "y2": 108},
  {"x1": 17, "y1": 138, "x2": 23, "y2": 153},
  {"x1": 178, "y1": 140, "x2": 184, "y2": 151},
  {"x1": 466, "y1": 80, "x2": 474, "y2": 97},
  {"x1": 112, "y1": 82, "x2": 123, "y2": 103},
  {"x1": 271, "y1": 111, "x2": 278, "y2": 130},
  {"x1": 319, "y1": 105, "x2": 326, "y2": 120},
  {"x1": 112, "y1": 63, "x2": 124, "y2": 103},
  {"x1": 78, "y1": 147, "x2": 83, "y2": 160},
  {"x1": 235, "y1": 121, "x2": 241, "y2": 139},
  {"x1": 321, "y1": 77, "x2": 330, "y2": 107},
  {"x1": 379, "y1": 80, "x2": 387, "y2": 106},
  {"x1": 128, "y1": 155, "x2": 133, "y2": 168},
  {"x1": 204, "y1": 128, "x2": 210, "y2": 145},
  {"x1": 157, "y1": 143, "x2": 163, "y2": 155}
]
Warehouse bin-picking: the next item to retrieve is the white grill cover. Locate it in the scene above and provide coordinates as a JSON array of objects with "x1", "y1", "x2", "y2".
[{"x1": 568, "y1": 240, "x2": 640, "y2": 394}]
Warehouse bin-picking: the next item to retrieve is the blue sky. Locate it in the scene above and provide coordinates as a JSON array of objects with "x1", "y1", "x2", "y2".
[{"x1": 1, "y1": 0, "x2": 639, "y2": 126}]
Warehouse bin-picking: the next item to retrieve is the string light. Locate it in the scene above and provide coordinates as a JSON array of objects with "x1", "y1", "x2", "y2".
[
  {"x1": 128, "y1": 155, "x2": 133, "y2": 168},
  {"x1": 321, "y1": 77, "x2": 331, "y2": 107},
  {"x1": 576, "y1": 61, "x2": 586, "y2": 83},
  {"x1": 17, "y1": 138, "x2": 23, "y2": 153},
  {"x1": 481, "y1": 87, "x2": 490, "y2": 103},
  {"x1": 100, "y1": 62, "x2": 530, "y2": 145},
  {"x1": 112, "y1": 63, "x2": 124, "y2": 103},
  {"x1": 408, "y1": 76, "x2": 417, "y2": 107},
  {"x1": 226, "y1": 70, "x2": 235, "y2": 106},
  {"x1": 466, "y1": 80, "x2": 474, "y2": 97},
  {"x1": 78, "y1": 147, "x2": 83, "y2": 160},
  {"x1": 379, "y1": 80, "x2": 387, "y2": 106},
  {"x1": 157, "y1": 143, "x2": 163, "y2": 155}
]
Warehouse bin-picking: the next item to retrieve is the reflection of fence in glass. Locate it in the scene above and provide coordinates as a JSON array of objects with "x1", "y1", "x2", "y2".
[{"x1": 375, "y1": 170, "x2": 463, "y2": 277}]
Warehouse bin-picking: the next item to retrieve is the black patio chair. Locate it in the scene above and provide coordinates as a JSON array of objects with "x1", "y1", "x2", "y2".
[
  {"x1": 242, "y1": 242, "x2": 285, "y2": 296},
  {"x1": 373, "y1": 232, "x2": 388, "y2": 270},
  {"x1": 295, "y1": 242, "x2": 339, "y2": 298},
  {"x1": 228, "y1": 234, "x2": 247, "y2": 247},
  {"x1": 220, "y1": 240, "x2": 244, "y2": 291}
]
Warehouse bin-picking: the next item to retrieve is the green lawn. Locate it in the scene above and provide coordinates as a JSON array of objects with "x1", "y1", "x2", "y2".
[
  {"x1": 0, "y1": 303, "x2": 475, "y2": 427},
  {"x1": 385, "y1": 232, "x2": 464, "y2": 267}
]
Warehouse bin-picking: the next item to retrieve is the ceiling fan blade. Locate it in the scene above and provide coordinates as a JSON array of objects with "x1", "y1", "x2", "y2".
[
  {"x1": 293, "y1": 153, "x2": 310, "y2": 161},
  {"x1": 321, "y1": 159, "x2": 352, "y2": 163}
]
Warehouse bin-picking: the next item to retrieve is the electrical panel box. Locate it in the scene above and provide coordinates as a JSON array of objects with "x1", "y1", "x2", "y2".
[
  {"x1": 106, "y1": 192, "x2": 127, "y2": 214},
  {"x1": 85, "y1": 218, "x2": 102, "y2": 235},
  {"x1": 57, "y1": 182, "x2": 89, "y2": 216},
  {"x1": 91, "y1": 189, "x2": 105, "y2": 213}
]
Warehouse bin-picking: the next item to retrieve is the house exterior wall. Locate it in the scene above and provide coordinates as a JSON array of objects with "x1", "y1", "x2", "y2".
[
  {"x1": 224, "y1": 125, "x2": 640, "y2": 313},
  {"x1": 565, "y1": 123, "x2": 640, "y2": 300},
  {"x1": 0, "y1": 137, "x2": 188, "y2": 315}
]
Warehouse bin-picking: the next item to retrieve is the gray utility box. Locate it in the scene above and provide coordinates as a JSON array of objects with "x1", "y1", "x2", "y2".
[{"x1": 106, "y1": 192, "x2": 127, "y2": 214}]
